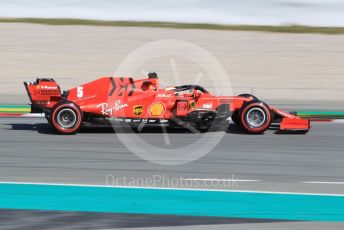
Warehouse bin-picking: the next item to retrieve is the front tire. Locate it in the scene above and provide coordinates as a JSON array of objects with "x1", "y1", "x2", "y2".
[
  {"x1": 239, "y1": 101, "x2": 272, "y2": 134},
  {"x1": 50, "y1": 101, "x2": 83, "y2": 134},
  {"x1": 232, "y1": 94, "x2": 259, "y2": 127}
]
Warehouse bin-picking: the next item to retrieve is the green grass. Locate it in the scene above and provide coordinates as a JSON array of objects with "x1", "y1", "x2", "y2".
[
  {"x1": 1, "y1": 18, "x2": 344, "y2": 34},
  {"x1": 296, "y1": 111, "x2": 344, "y2": 118}
]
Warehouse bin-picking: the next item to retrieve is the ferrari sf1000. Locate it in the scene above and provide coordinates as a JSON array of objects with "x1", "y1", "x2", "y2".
[{"x1": 24, "y1": 73, "x2": 311, "y2": 134}]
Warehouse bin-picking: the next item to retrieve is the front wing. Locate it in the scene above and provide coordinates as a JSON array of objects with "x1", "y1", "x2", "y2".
[{"x1": 270, "y1": 106, "x2": 311, "y2": 132}]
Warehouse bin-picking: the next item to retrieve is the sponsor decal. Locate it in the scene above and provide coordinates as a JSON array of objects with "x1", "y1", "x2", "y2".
[
  {"x1": 115, "y1": 100, "x2": 128, "y2": 111},
  {"x1": 33, "y1": 91, "x2": 60, "y2": 96},
  {"x1": 133, "y1": 105, "x2": 143, "y2": 116},
  {"x1": 202, "y1": 103, "x2": 212, "y2": 109},
  {"x1": 33, "y1": 85, "x2": 60, "y2": 96},
  {"x1": 148, "y1": 102, "x2": 166, "y2": 117},
  {"x1": 97, "y1": 100, "x2": 128, "y2": 116},
  {"x1": 90, "y1": 117, "x2": 170, "y2": 125},
  {"x1": 157, "y1": 93, "x2": 172, "y2": 98},
  {"x1": 36, "y1": 85, "x2": 58, "y2": 90},
  {"x1": 108, "y1": 118, "x2": 170, "y2": 124}
]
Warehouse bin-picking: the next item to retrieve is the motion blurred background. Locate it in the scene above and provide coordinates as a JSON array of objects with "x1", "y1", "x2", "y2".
[
  {"x1": 0, "y1": 0, "x2": 344, "y2": 107},
  {"x1": 1, "y1": 0, "x2": 344, "y2": 26}
]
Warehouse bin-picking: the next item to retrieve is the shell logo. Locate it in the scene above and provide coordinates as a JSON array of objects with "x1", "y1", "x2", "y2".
[{"x1": 148, "y1": 102, "x2": 166, "y2": 116}]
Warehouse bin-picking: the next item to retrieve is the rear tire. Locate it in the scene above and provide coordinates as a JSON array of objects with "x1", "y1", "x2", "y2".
[
  {"x1": 239, "y1": 101, "x2": 272, "y2": 134},
  {"x1": 50, "y1": 101, "x2": 83, "y2": 134}
]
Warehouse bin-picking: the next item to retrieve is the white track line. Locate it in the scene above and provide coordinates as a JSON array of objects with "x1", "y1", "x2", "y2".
[
  {"x1": 331, "y1": 119, "x2": 344, "y2": 123},
  {"x1": 180, "y1": 178, "x2": 261, "y2": 182},
  {"x1": 22, "y1": 113, "x2": 45, "y2": 118},
  {"x1": 0, "y1": 181, "x2": 343, "y2": 197},
  {"x1": 0, "y1": 113, "x2": 45, "y2": 118},
  {"x1": 312, "y1": 119, "x2": 344, "y2": 123},
  {"x1": 301, "y1": 181, "x2": 344, "y2": 185}
]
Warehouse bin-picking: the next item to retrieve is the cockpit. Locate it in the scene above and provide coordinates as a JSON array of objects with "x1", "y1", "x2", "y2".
[{"x1": 165, "y1": 85, "x2": 208, "y2": 97}]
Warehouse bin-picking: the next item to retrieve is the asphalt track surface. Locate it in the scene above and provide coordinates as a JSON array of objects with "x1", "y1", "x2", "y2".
[
  {"x1": 1, "y1": 209, "x2": 342, "y2": 230},
  {"x1": 1, "y1": 117, "x2": 344, "y2": 229},
  {"x1": 1, "y1": 117, "x2": 344, "y2": 193}
]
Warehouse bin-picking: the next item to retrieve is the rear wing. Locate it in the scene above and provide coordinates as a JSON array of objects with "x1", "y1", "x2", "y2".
[{"x1": 24, "y1": 78, "x2": 62, "y2": 112}]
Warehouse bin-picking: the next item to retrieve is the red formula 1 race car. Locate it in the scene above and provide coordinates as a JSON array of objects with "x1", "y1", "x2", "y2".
[{"x1": 24, "y1": 73, "x2": 311, "y2": 134}]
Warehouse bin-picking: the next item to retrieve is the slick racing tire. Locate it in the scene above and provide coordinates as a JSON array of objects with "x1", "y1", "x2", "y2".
[
  {"x1": 50, "y1": 101, "x2": 83, "y2": 134},
  {"x1": 232, "y1": 94, "x2": 259, "y2": 126},
  {"x1": 239, "y1": 100, "x2": 272, "y2": 134}
]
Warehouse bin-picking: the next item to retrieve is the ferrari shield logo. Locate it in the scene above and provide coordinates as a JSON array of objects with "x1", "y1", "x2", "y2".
[{"x1": 133, "y1": 105, "x2": 143, "y2": 116}]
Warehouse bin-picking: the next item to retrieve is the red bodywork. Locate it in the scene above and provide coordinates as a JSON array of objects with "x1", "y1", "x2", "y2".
[{"x1": 24, "y1": 76, "x2": 311, "y2": 133}]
